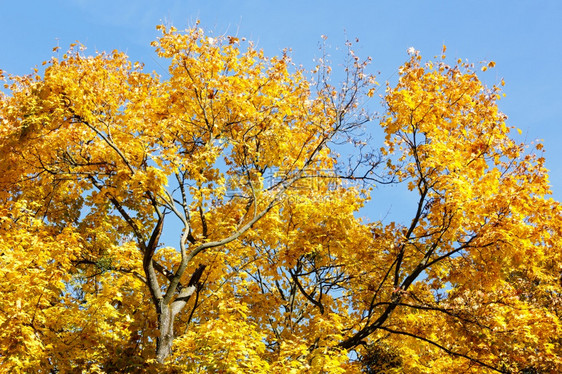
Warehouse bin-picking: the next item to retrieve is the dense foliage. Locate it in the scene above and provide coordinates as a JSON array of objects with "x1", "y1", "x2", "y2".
[{"x1": 0, "y1": 26, "x2": 560, "y2": 373}]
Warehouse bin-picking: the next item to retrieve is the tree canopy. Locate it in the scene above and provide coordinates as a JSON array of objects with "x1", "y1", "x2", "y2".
[{"x1": 0, "y1": 25, "x2": 560, "y2": 373}]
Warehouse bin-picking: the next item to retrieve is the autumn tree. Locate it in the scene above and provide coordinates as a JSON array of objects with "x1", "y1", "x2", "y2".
[{"x1": 0, "y1": 26, "x2": 560, "y2": 373}]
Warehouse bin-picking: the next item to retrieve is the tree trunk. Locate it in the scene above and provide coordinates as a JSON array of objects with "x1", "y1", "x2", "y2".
[
  {"x1": 156, "y1": 302, "x2": 175, "y2": 363},
  {"x1": 153, "y1": 265, "x2": 205, "y2": 363}
]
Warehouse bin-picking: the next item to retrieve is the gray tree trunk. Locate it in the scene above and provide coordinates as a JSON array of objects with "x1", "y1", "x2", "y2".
[{"x1": 156, "y1": 302, "x2": 175, "y2": 363}]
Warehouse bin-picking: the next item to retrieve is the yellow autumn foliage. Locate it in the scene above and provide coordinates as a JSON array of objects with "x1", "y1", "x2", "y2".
[{"x1": 0, "y1": 25, "x2": 560, "y2": 373}]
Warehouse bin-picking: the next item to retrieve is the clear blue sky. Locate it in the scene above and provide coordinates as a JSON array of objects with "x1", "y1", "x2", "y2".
[{"x1": 1, "y1": 0, "x2": 561, "y2": 219}]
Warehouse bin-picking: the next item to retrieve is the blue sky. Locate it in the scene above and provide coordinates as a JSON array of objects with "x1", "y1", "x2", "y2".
[{"x1": 1, "y1": 0, "x2": 561, "y2": 220}]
